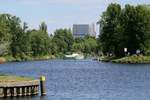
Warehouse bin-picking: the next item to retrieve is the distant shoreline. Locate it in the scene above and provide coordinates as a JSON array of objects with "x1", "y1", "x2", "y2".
[
  {"x1": 97, "y1": 55, "x2": 150, "y2": 64},
  {"x1": 0, "y1": 55, "x2": 56, "y2": 64}
]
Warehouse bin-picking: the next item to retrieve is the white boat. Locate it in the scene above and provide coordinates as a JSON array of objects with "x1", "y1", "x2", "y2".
[{"x1": 64, "y1": 53, "x2": 84, "y2": 60}]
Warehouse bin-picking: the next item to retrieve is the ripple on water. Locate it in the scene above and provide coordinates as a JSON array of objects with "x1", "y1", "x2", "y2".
[{"x1": 0, "y1": 59, "x2": 150, "y2": 100}]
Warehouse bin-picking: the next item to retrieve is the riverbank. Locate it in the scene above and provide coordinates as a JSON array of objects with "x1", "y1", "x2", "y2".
[
  {"x1": 0, "y1": 53, "x2": 95, "y2": 63},
  {"x1": 0, "y1": 55, "x2": 56, "y2": 63},
  {"x1": 98, "y1": 55, "x2": 150, "y2": 64}
]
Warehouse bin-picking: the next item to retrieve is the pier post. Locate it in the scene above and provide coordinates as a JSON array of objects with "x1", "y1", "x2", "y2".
[
  {"x1": 11, "y1": 88, "x2": 17, "y2": 97},
  {"x1": 4, "y1": 87, "x2": 11, "y2": 97},
  {"x1": 27, "y1": 87, "x2": 31, "y2": 96},
  {"x1": 17, "y1": 87, "x2": 22, "y2": 96},
  {"x1": 40, "y1": 76, "x2": 46, "y2": 96},
  {"x1": 31, "y1": 86, "x2": 35, "y2": 95},
  {"x1": 32, "y1": 86, "x2": 38, "y2": 95},
  {"x1": 35, "y1": 85, "x2": 39, "y2": 94},
  {"x1": 22, "y1": 87, "x2": 27, "y2": 96},
  {"x1": 0, "y1": 88, "x2": 4, "y2": 97}
]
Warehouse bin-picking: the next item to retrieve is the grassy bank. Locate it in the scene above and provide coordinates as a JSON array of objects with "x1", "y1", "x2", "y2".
[
  {"x1": 98, "y1": 55, "x2": 150, "y2": 64},
  {"x1": 98, "y1": 56, "x2": 118, "y2": 62},
  {"x1": 112, "y1": 55, "x2": 150, "y2": 64},
  {"x1": 0, "y1": 75, "x2": 34, "y2": 82},
  {"x1": 0, "y1": 55, "x2": 56, "y2": 63}
]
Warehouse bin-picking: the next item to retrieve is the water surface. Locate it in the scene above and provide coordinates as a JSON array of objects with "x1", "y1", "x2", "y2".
[{"x1": 0, "y1": 59, "x2": 150, "y2": 100}]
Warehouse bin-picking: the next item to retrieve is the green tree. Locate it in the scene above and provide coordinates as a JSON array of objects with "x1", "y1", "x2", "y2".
[
  {"x1": 120, "y1": 5, "x2": 150, "y2": 55},
  {"x1": 84, "y1": 36, "x2": 98, "y2": 54},
  {"x1": 52, "y1": 28, "x2": 74, "y2": 53},
  {"x1": 0, "y1": 14, "x2": 12, "y2": 55},
  {"x1": 98, "y1": 4, "x2": 150, "y2": 57},
  {"x1": 30, "y1": 29, "x2": 50, "y2": 56},
  {"x1": 39, "y1": 22, "x2": 47, "y2": 33},
  {"x1": 9, "y1": 16, "x2": 24, "y2": 57},
  {"x1": 99, "y1": 3, "x2": 121, "y2": 56}
]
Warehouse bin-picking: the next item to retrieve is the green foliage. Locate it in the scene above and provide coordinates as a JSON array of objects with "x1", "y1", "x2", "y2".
[
  {"x1": 72, "y1": 35, "x2": 98, "y2": 55},
  {"x1": 29, "y1": 28, "x2": 50, "y2": 56},
  {"x1": 112, "y1": 55, "x2": 150, "y2": 64},
  {"x1": 99, "y1": 4, "x2": 150, "y2": 57},
  {"x1": 52, "y1": 28, "x2": 74, "y2": 54},
  {"x1": 0, "y1": 14, "x2": 51, "y2": 60},
  {"x1": 99, "y1": 3, "x2": 121, "y2": 56},
  {"x1": 0, "y1": 14, "x2": 12, "y2": 55},
  {"x1": 0, "y1": 13, "x2": 98, "y2": 60},
  {"x1": 39, "y1": 22, "x2": 47, "y2": 33}
]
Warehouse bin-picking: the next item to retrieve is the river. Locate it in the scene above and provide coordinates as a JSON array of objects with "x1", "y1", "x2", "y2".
[{"x1": 0, "y1": 59, "x2": 150, "y2": 100}]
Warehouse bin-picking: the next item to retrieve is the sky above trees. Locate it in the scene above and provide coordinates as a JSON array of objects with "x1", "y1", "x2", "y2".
[{"x1": 0, "y1": 0, "x2": 149, "y2": 34}]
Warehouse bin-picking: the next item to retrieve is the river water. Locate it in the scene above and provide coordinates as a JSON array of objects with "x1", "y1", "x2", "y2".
[{"x1": 0, "y1": 59, "x2": 150, "y2": 100}]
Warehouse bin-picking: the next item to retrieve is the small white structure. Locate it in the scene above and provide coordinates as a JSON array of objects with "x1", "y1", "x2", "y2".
[{"x1": 64, "y1": 53, "x2": 84, "y2": 60}]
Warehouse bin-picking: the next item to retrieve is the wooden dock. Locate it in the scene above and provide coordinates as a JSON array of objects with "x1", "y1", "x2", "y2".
[{"x1": 0, "y1": 80, "x2": 39, "y2": 97}]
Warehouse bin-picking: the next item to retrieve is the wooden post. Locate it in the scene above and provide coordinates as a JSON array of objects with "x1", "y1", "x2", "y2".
[
  {"x1": 22, "y1": 87, "x2": 27, "y2": 96},
  {"x1": 17, "y1": 87, "x2": 22, "y2": 96},
  {"x1": 40, "y1": 76, "x2": 46, "y2": 96},
  {"x1": 31, "y1": 86, "x2": 35, "y2": 95},
  {"x1": 11, "y1": 88, "x2": 17, "y2": 97},
  {"x1": 27, "y1": 87, "x2": 31, "y2": 96},
  {"x1": 0, "y1": 88, "x2": 4, "y2": 97},
  {"x1": 33, "y1": 86, "x2": 38, "y2": 95},
  {"x1": 35, "y1": 86, "x2": 39, "y2": 94},
  {"x1": 4, "y1": 87, "x2": 11, "y2": 97}
]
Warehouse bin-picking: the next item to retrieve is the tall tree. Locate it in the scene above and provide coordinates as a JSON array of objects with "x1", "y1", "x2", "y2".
[
  {"x1": 120, "y1": 5, "x2": 150, "y2": 54},
  {"x1": 98, "y1": 4, "x2": 150, "y2": 57},
  {"x1": 99, "y1": 3, "x2": 121, "y2": 56},
  {"x1": 0, "y1": 14, "x2": 12, "y2": 55},
  {"x1": 39, "y1": 22, "x2": 47, "y2": 33}
]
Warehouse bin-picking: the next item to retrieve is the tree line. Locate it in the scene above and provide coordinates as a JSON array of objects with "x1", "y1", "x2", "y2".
[
  {"x1": 0, "y1": 3, "x2": 149, "y2": 61},
  {"x1": 98, "y1": 4, "x2": 150, "y2": 57},
  {"x1": 0, "y1": 14, "x2": 98, "y2": 60}
]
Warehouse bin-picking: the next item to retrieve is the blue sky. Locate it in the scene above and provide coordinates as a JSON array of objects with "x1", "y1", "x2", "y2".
[{"x1": 0, "y1": 0, "x2": 149, "y2": 34}]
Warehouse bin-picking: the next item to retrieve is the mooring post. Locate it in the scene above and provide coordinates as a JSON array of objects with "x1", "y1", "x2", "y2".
[{"x1": 40, "y1": 76, "x2": 46, "y2": 96}]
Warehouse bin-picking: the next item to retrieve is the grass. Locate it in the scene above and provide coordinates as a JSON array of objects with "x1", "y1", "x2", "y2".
[
  {"x1": 0, "y1": 54, "x2": 56, "y2": 63},
  {"x1": 98, "y1": 56, "x2": 117, "y2": 62},
  {"x1": 0, "y1": 75, "x2": 35, "y2": 82},
  {"x1": 112, "y1": 55, "x2": 150, "y2": 64}
]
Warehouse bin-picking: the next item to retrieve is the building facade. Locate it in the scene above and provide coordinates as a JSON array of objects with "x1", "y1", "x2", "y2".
[{"x1": 73, "y1": 24, "x2": 96, "y2": 38}]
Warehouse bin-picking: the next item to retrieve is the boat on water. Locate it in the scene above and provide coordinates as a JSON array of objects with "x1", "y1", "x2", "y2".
[{"x1": 64, "y1": 53, "x2": 84, "y2": 60}]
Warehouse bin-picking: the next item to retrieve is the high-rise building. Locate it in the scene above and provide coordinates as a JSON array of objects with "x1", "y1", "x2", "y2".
[{"x1": 73, "y1": 24, "x2": 96, "y2": 38}]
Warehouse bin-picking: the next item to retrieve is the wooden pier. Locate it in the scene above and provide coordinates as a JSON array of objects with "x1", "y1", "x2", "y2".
[{"x1": 0, "y1": 80, "x2": 39, "y2": 97}]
